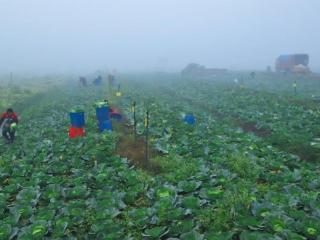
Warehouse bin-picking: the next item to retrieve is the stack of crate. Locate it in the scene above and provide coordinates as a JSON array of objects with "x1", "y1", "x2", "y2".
[{"x1": 69, "y1": 110, "x2": 85, "y2": 138}]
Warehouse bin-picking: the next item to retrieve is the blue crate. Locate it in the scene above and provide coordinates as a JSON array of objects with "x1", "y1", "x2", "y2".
[
  {"x1": 70, "y1": 111, "x2": 85, "y2": 128},
  {"x1": 98, "y1": 120, "x2": 112, "y2": 132},
  {"x1": 184, "y1": 114, "x2": 196, "y2": 125},
  {"x1": 96, "y1": 106, "x2": 110, "y2": 122}
]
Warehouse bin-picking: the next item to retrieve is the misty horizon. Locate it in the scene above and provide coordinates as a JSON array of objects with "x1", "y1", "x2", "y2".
[{"x1": 1, "y1": 0, "x2": 319, "y2": 74}]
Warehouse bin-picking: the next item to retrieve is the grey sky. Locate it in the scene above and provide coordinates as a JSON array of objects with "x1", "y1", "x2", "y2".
[{"x1": 1, "y1": 0, "x2": 319, "y2": 73}]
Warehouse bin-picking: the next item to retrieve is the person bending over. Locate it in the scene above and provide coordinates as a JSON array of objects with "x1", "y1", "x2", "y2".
[{"x1": 0, "y1": 108, "x2": 19, "y2": 143}]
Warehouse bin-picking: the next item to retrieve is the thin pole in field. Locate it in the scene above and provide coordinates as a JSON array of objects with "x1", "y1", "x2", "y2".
[
  {"x1": 108, "y1": 75, "x2": 111, "y2": 93},
  {"x1": 293, "y1": 80, "x2": 297, "y2": 95},
  {"x1": 145, "y1": 110, "x2": 149, "y2": 163},
  {"x1": 133, "y1": 101, "x2": 137, "y2": 138}
]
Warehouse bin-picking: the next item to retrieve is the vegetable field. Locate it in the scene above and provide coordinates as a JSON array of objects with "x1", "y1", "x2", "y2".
[{"x1": 1, "y1": 73, "x2": 320, "y2": 240}]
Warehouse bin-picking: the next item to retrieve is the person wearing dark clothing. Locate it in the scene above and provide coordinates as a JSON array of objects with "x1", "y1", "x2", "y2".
[
  {"x1": 93, "y1": 75, "x2": 103, "y2": 86},
  {"x1": 79, "y1": 77, "x2": 87, "y2": 87},
  {"x1": 0, "y1": 108, "x2": 18, "y2": 143},
  {"x1": 108, "y1": 74, "x2": 115, "y2": 88},
  {"x1": 250, "y1": 72, "x2": 256, "y2": 79}
]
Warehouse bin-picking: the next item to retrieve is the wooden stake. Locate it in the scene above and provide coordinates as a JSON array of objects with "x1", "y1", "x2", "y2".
[
  {"x1": 145, "y1": 110, "x2": 149, "y2": 163},
  {"x1": 293, "y1": 81, "x2": 297, "y2": 95},
  {"x1": 132, "y1": 101, "x2": 137, "y2": 138}
]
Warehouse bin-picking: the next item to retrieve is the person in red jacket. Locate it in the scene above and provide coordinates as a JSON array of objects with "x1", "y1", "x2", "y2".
[{"x1": 0, "y1": 108, "x2": 19, "y2": 143}]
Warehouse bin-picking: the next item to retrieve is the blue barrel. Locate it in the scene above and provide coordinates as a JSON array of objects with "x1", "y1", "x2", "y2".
[
  {"x1": 70, "y1": 111, "x2": 85, "y2": 128},
  {"x1": 96, "y1": 106, "x2": 110, "y2": 122},
  {"x1": 98, "y1": 120, "x2": 112, "y2": 132},
  {"x1": 184, "y1": 114, "x2": 195, "y2": 125}
]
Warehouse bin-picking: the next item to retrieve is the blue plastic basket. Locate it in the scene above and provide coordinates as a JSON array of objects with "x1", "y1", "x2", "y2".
[
  {"x1": 184, "y1": 114, "x2": 196, "y2": 125},
  {"x1": 98, "y1": 120, "x2": 112, "y2": 132},
  {"x1": 96, "y1": 106, "x2": 110, "y2": 122},
  {"x1": 70, "y1": 111, "x2": 85, "y2": 128}
]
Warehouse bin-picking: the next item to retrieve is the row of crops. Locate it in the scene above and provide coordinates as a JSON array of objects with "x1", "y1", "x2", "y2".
[
  {"x1": 187, "y1": 72, "x2": 320, "y2": 98},
  {"x1": 1, "y1": 74, "x2": 320, "y2": 239},
  {"x1": 120, "y1": 74, "x2": 320, "y2": 239},
  {"x1": 147, "y1": 74, "x2": 320, "y2": 161},
  {"x1": 0, "y1": 74, "x2": 65, "y2": 112}
]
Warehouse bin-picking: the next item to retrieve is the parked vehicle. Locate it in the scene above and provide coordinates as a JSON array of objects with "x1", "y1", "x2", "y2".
[{"x1": 275, "y1": 54, "x2": 309, "y2": 74}]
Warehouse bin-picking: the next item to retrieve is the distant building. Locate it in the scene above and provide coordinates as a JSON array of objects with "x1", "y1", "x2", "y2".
[{"x1": 182, "y1": 63, "x2": 227, "y2": 77}]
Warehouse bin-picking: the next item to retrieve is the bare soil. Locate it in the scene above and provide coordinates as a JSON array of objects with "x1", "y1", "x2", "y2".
[
  {"x1": 113, "y1": 120, "x2": 161, "y2": 174},
  {"x1": 236, "y1": 119, "x2": 271, "y2": 137}
]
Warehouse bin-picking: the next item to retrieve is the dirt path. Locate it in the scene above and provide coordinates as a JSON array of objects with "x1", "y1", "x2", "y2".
[
  {"x1": 235, "y1": 118, "x2": 271, "y2": 138},
  {"x1": 113, "y1": 118, "x2": 161, "y2": 174}
]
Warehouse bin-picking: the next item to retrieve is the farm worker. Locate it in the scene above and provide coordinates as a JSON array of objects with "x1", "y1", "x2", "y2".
[
  {"x1": 108, "y1": 74, "x2": 115, "y2": 88},
  {"x1": 79, "y1": 76, "x2": 87, "y2": 87},
  {"x1": 250, "y1": 72, "x2": 256, "y2": 79},
  {"x1": 0, "y1": 108, "x2": 19, "y2": 143},
  {"x1": 93, "y1": 75, "x2": 103, "y2": 86}
]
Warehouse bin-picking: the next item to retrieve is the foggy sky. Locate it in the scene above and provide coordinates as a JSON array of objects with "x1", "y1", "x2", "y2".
[{"x1": 1, "y1": 0, "x2": 319, "y2": 74}]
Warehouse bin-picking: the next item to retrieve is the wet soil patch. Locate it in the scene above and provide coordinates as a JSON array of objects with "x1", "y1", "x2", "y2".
[{"x1": 235, "y1": 119, "x2": 271, "y2": 137}]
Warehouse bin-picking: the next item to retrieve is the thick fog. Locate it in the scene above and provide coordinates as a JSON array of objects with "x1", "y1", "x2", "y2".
[{"x1": 1, "y1": 0, "x2": 319, "y2": 74}]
